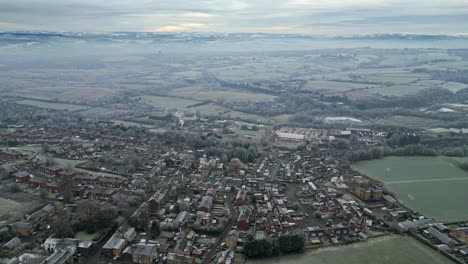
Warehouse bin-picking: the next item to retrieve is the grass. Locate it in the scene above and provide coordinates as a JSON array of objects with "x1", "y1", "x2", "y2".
[
  {"x1": 303, "y1": 80, "x2": 377, "y2": 93},
  {"x1": 79, "y1": 107, "x2": 112, "y2": 115},
  {"x1": 352, "y1": 156, "x2": 468, "y2": 222},
  {"x1": 135, "y1": 95, "x2": 200, "y2": 109},
  {"x1": 74, "y1": 231, "x2": 102, "y2": 241},
  {"x1": 247, "y1": 235, "x2": 454, "y2": 264},
  {"x1": 374, "y1": 115, "x2": 442, "y2": 128},
  {"x1": 170, "y1": 88, "x2": 275, "y2": 103},
  {"x1": 15, "y1": 99, "x2": 88, "y2": 111},
  {"x1": 10, "y1": 145, "x2": 42, "y2": 155}
]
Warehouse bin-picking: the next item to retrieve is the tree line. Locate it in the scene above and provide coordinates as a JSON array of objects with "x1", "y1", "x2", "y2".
[{"x1": 244, "y1": 235, "x2": 305, "y2": 259}]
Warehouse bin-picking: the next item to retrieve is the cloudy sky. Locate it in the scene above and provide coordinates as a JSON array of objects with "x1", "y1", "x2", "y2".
[{"x1": 0, "y1": 0, "x2": 467, "y2": 35}]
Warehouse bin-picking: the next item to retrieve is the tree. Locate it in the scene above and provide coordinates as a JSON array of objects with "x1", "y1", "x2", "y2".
[
  {"x1": 54, "y1": 217, "x2": 74, "y2": 238},
  {"x1": 150, "y1": 221, "x2": 161, "y2": 239}
]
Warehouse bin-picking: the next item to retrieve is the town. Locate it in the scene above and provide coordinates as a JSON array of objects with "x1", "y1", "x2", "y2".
[{"x1": 1, "y1": 101, "x2": 468, "y2": 264}]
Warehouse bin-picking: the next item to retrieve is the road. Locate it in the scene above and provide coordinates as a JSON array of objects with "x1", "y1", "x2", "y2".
[
  {"x1": 201, "y1": 193, "x2": 237, "y2": 264},
  {"x1": 286, "y1": 183, "x2": 326, "y2": 227}
]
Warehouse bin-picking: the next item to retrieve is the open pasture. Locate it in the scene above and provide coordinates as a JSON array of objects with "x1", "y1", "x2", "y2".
[
  {"x1": 352, "y1": 156, "x2": 468, "y2": 222},
  {"x1": 15, "y1": 99, "x2": 88, "y2": 111},
  {"x1": 247, "y1": 235, "x2": 454, "y2": 264}
]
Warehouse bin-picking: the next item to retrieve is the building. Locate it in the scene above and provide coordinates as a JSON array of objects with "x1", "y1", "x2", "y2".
[
  {"x1": 234, "y1": 189, "x2": 248, "y2": 206},
  {"x1": 425, "y1": 227, "x2": 456, "y2": 247},
  {"x1": 129, "y1": 243, "x2": 158, "y2": 264},
  {"x1": 0, "y1": 149, "x2": 24, "y2": 159},
  {"x1": 198, "y1": 196, "x2": 213, "y2": 213},
  {"x1": 0, "y1": 163, "x2": 18, "y2": 176},
  {"x1": 355, "y1": 184, "x2": 383, "y2": 201},
  {"x1": 14, "y1": 171, "x2": 31, "y2": 183},
  {"x1": 9, "y1": 222, "x2": 33, "y2": 237},
  {"x1": 102, "y1": 235, "x2": 127, "y2": 258},
  {"x1": 148, "y1": 191, "x2": 167, "y2": 217},
  {"x1": 237, "y1": 206, "x2": 251, "y2": 230},
  {"x1": 175, "y1": 211, "x2": 190, "y2": 227},
  {"x1": 2, "y1": 237, "x2": 22, "y2": 257}
]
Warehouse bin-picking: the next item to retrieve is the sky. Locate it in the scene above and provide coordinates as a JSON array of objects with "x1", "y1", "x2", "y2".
[{"x1": 0, "y1": 0, "x2": 468, "y2": 35}]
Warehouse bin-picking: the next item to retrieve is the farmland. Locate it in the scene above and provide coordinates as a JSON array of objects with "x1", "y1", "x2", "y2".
[
  {"x1": 15, "y1": 99, "x2": 88, "y2": 111},
  {"x1": 352, "y1": 156, "x2": 468, "y2": 222},
  {"x1": 135, "y1": 95, "x2": 200, "y2": 109},
  {"x1": 247, "y1": 236, "x2": 454, "y2": 264}
]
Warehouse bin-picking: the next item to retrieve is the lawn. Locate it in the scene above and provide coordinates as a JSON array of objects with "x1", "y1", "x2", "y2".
[
  {"x1": 74, "y1": 231, "x2": 102, "y2": 241},
  {"x1": 352, "y1": 156, "x2": 468, "y2": 222},
  {"x1": 15, "y1": 99, "x2": 88, "y2": 111},
  {"x1": 247, "y1": 235, "x2": 454, "y2": 264}
]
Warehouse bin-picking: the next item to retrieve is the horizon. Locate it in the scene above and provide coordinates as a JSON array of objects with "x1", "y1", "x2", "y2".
[{"x1": 1, "y1": 0, "x2": 468, "y2": 35}]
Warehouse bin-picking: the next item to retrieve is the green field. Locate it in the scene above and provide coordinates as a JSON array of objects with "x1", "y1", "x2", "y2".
[
  {"x1": 136, "y1": 95, "x2": 200, "y2": 109},
  {"x1": 247, "y1": 236, "x2": 454, "y2": 264},
  {"x1": 15, "y1": 99, "x2": 88, "y2": 111},
  {"x1": 352, "y1": 156, "x2": 468, "y2": 222},
  {"x1": 74, "y1": 231, "x2": 102, "y2": 241}
]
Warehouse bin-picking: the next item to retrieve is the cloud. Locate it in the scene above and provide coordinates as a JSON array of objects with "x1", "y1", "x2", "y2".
[
  {"x1": 150, "y1": 23, "x2": 206, "y2": 32},
  {"x1": 0, "y1": 0, "x2": 467, "y2": 34}
]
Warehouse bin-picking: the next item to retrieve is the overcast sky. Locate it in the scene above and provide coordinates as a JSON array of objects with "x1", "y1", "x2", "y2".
[{"x1": 1, "y1": 0, "x2": 467, "y2": 35}]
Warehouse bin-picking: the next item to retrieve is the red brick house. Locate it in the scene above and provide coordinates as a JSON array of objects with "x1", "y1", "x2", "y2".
[
  {"x1": 73, "y1": 174, "x2": 101, "y2": 185},
  {"x1": 30, "y1": 176, "x2": 47, "y2": 188},
  {"x1": 99, "y1": 177, "x2": 125, "y2": 188},
  {"x1": 46, "y1": 182, "x2": 63, "y2": 193},
  {"x1": 73, "y1": 187, "x2": 86, "y2": 197},
  {"x1": 148, "y1": 192, "x2": 167, "y2": 217},
  {"x1": 14, "y1": 171, "x2": 31, "y2": 183},
  {"x1": 0, "y1": 149, "x2": 25, "y2": 159}
]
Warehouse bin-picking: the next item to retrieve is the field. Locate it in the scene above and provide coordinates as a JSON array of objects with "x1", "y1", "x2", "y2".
[
  {"x1": 169, "y1": 86, "x2": 275, "y2": 103},
  {"x1": 352, "y1": 156, "x2": 468, "y2": 222},
  {"x1": 15, "y1": 99, "x2": 88, "y2": 111},
  {"x1": 0, "y1": 197, "x2": 40, "y2": 226},
  {"x1": 0, "y1": 198, "x2": 21, "y2": 225},
  {"x1": 247, "y1": 235, "x2": 454, "y2": 264},
  {"x1": 74, "y1": 231, "x2": 103, "y2": 241},
  {"x1": 136, "y1": 95, "x2": 200, "y2": 109}
]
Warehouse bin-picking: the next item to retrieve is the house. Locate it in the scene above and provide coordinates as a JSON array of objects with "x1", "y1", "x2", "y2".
[
  {"x1": 73, "y1": 187, "x2": 86, "y2": 197},
  {"x1": 128, "y1": 178, "x2": 147, "y2": 190},
  {"x1": 355, "y1": 184, "x2": 383, "y2": 201},
  {"x1": 14, "y1": 171, "x2": 31, "y2": 183},
  {"x1": 43, "y1": 247, "x2": 75, "y2": 264},
  {"x1": 85, "y1": 187, "x2": 118, "y2": 200},
  {"x1": 43, "y1": 238, "x2": 79, "y2": 252},
  {"x1": 225, "y1": 230, "x2": 239, "y2": 250},
  {"x1": 237, "y1": 206, "x2": 251, "y2": 230},
  {"x1": 0, "y1": 149, "x2": 24, "y2": 159},
  {"x1": 234, "y1": 189, "x2": 248, "y2": 206},
  {"x1": 29, "y1": 176, "x2": 47, "y2": 188},
  {"x1": 2, "y1": 237, "x2": 22, "y2": 257},
  {"x1": 99, "y1": 177, "x2": 125, "y2": 188},
  {"x1": 304, "y1": 226, "x2": 325, "y2": 243},
  {"x1": 326, "y1": 224, "x2": 349, "y2": 237},
  {"x1": 102, "y1": 234, "x2": 127, "y2": 258},
  {"x1": 0, "y1": 163, "x2": 17, "y2": 176},
  {"x1": 9, "y1": 222, "x2": 33, "y2": 237},
  {"x1": 148, "y1": 191, "x2": 167, "y2": 217},
  {"x1": 175, "y1": 211, "x2": 190, "y2": 227},
  {"x1": 46, "y1": 181, "x2": 63, "y2": 193},
  {"x1": 73, "y1": 174, "x2": 100, "y2": 185},
  {"x1": 198, "y1": 196, "x2": 213, "y2": 212},
  {"x1": 129, "y1": 243, "x2": 158, "y2": 264}
]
